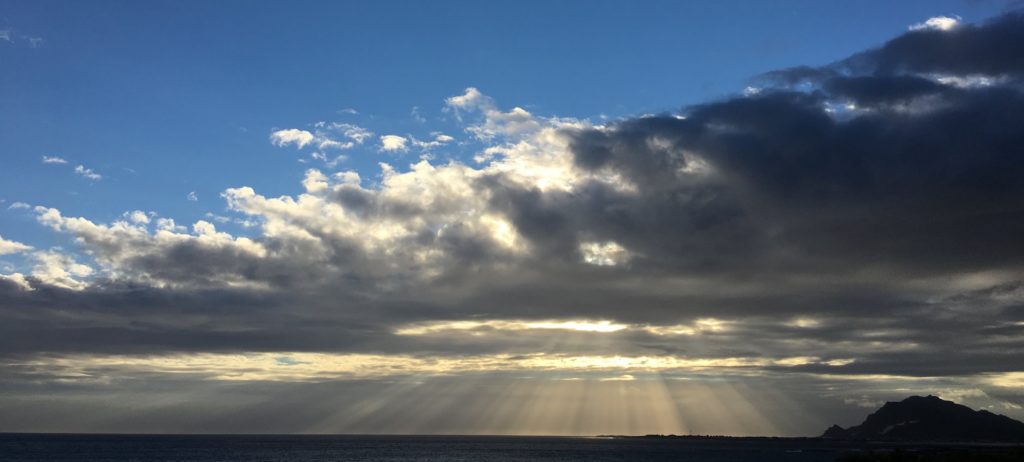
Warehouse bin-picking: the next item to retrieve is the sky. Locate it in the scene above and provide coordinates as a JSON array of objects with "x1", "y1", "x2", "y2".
[{"x1": 2, "y1": 0, "x2": 1024, "y2": 436}]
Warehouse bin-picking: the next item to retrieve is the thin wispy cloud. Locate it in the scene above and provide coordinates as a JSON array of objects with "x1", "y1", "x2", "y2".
[
  {"x1": 0, "y1": 27, "x2": 44, "y2": 48},
  {"x1": 41, "y1": 156, "x2": 67, "y2": 164},
  {"x1": 73, "y1": 165, "x2": 102, "y2": 180}
]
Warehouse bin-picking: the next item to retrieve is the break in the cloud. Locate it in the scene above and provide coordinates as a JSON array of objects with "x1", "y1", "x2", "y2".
[{"x1": 3, "y1": 12, "x2": 1024, "y2": 435}]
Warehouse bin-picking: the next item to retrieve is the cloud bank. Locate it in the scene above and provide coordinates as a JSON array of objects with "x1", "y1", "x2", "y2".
[{"x1": 3, "y1": 12, "x2": 1024, "y2": 434}]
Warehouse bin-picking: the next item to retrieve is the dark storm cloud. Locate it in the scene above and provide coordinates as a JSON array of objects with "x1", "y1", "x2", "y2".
[
  {"x1": 2, "y1": 11, "x2": 1024, "y2": 393},
  {"x1": 762, "y1": 12, "x2": 1024, "y2": 82},
  {"x1": 843, "y1": 11, "x2": 1024, "y2": 76}
]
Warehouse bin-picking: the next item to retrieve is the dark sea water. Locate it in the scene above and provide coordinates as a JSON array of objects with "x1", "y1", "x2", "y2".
[
  {"x1": 2, "y1": 434, "x2": 1020, "y2": 461},
  {"x1": 0, "y1": 434, "x2": 880, "y2": 461}
]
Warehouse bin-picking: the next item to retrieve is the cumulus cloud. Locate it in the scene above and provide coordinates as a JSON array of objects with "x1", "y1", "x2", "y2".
[
  {"x1": 270, "y1": 128, "x2": 316, "y2": 149},
  {"x1": 379, "y1": 134, "x2": 409, "y2": 152},
  {"x1": 4, "y1": 11, "x2": 1024, "y2": 434},
  {"x1": 446, "y1": 87, "x2": 543, "y2": 140},
  {"x1": 125, "y1": 210, "x2": 150, "y2": 225},
  {"x1": 30, "y1": 250, "x2": 94, "y2": 290},
  {"x1": 0, "y1": 235, "x2": 32, "y2": 255},
  {"x1": 271, "y1": 123, "x2": 374, "y2": 167}
]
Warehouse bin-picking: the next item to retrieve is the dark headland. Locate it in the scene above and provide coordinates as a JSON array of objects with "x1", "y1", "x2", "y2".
[
  {"x1": 604, "y1": 396, "x2": 1024, "y2": 460},
  {"x1": 822, "y1": 395, "x2": 1024, "y2": 443}
]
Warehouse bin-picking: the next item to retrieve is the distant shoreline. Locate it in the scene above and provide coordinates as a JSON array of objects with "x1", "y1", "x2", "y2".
[{"x1": 3, "y1": 432, "x2": 1023, "y2": 445}]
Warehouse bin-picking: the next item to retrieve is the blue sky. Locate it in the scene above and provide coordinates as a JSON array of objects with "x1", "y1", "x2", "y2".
[
  {"x1": 3, "y1": 1, "x2": 1024, "y2": 435},
  {"x1": 1, "y1": 0, "x2": 1009, "y2": 259}
]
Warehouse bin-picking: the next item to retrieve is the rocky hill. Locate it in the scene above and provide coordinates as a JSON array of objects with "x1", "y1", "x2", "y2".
[{"x1": 823, "y1": 395, "x2": 1024, "y2": 442}]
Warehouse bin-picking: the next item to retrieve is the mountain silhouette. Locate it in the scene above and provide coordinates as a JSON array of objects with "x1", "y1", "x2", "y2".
[{"x1": 822, "y1": 395, "x2": 1024, "y2": 442}]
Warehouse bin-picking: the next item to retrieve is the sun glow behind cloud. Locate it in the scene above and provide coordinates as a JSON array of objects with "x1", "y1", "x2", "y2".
[
  {"x1": 6, "y1": 10, "x2": 1024, "y2": 435},
  {"x1": 19, "y1": 351, "x2": 855, "y2": 382}
]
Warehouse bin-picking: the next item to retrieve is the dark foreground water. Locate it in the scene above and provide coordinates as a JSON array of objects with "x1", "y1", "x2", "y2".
[{"x1": 1, "y1": 434, "x2": 1020, "y2": 461}]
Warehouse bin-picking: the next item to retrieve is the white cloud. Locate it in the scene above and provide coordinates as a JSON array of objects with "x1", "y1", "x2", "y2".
[
  {"x1": 8, "y1": 202, "x2": 30, "y2": 210},
  {"x1": 445, "y1": 87, "x2": 542, "y2": 140},
  {"x1": 409, "y1": 133, "x2": 455, "y2": 150},
  {"x1": 327, "y1": 122, "x2": 374, "y2": 145},
  {"x1": 0, "y1": 28, "x2": 42, "y2": 47},
  {"x1": 204, "y1": 212, "x2": 231, "y2": 224},
  {"x1": 271, "y1": 124, "x2": 373, "y2": 159},
  {"x1": 337, "y1": 108, "x2": 359, "y2": 115},
  {"x1": 126, "y1": 210, "x2": 150, "y2": 225},
  {"x1": 187, "y1": 191, "x2": 198, "y2": 201},
  {"x1": 0, "y1": 272, "x2": 32, "y2": 290},
  {"x1": 42, "y1": 156, "x2": 67, "y2": 164},
  {"x1": 74, "y1": 165, "x2": 102, "y2": 181},
  {"x1": 410, "y1": 106, "x2": 426, "y2": 123},
  {"x1": 155, "y1": 218, "x2": 186, "y2": 233},
  {"x1": 22, "y1": 89, "x2": 616, "y2": 291},
  {"x1": 270, "y1": 129, "x2": 316, "y2": 149},
  {"x1": 446, "y1": 87, "x2": 489, "y2": 110},
  {"x1": 31, "y1": 250, "x2": 94, "y2": 290},
  {"x1": 379, "y1": 135, "x2": 409, "y2": 152},
  {"x1": 0, "y1": 235, "x2": 33, "y2": 255},
  {"x1": 909, "y1": 15, "x2": 961, "y2": 31}
]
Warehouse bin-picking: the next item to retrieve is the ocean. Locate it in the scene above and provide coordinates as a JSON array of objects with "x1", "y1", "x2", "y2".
[{"x1": 0, "y1": 433, "x2": 941, "y2": 461}]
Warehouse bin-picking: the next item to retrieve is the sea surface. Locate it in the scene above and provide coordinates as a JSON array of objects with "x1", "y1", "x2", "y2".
[{"x1": 0, "y1": 433, "x2": 1013, "y2": 461}]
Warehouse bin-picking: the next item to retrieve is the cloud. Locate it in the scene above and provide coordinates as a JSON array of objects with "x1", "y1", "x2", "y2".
[
  {"x1": 379, "y1": 135, "x2": 409, "y2": 152},
  {"x1": 0, "y1": 235, "x2": 32, "y2": 255},
  {"x1": 410, "y1": 106, "x2": 426, "y2": 123},
  {"x1": 125, "y1": 210, "x2": 150, "y2": 225},
  {"x1": 409, "y1": 133, "x2": 455, "y2": 151},
  {"x1": 446, "y1": 87, "x2": 542, "y2": 140},
  {"x1": 0, "y1": 28, "x2": 43, "y2": 48},
  {"x1": 29, "y1": 250, "x2": 94, "y2": 290},
  {"x1": 910, "y1": 15, "x2": 961, "y2": 31},
  {"x1": 4, "y1": 11, "x2": 1024, "y2": 434},
  {"x1": 41, "y1": 156, "x2": 67, "y2": 164},
  {"x1": 187, "y1": 191, "x2": 198, "y2": 201},
  {"x1": 7, "y1": 202, "x2": 30, "y2": 210},
  {"x1": 271, "y1": 123, "x2": 374, "y2": 164},
  {"x1": 270, "y1": 129, "x2": 316, "y2": 149},
  {"x1": 73, "y1": 165, "x2": 102, "y2": 181}
]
